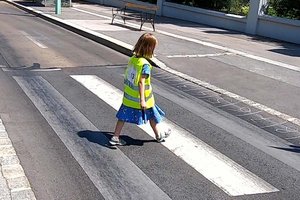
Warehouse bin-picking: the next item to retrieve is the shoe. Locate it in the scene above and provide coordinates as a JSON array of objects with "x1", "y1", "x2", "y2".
[
  {"x1": 156, "y1": 128, "x2": 171, "y2": 143},
  {"x1": 109, "y1": 136, "x2": 126, "y2": 146},
  {"x1": 156, "y1": 134, "x2": 165, "y2": 143}
]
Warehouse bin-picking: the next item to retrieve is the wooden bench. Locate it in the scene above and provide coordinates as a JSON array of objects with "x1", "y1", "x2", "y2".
[{"x1": 111, "y1": 2, "x2": 158, "y2": 31}]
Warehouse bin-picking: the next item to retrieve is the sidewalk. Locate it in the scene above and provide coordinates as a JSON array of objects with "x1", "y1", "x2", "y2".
[{"x1": 7, "y1": 0, "x2": 300, "y2": 69}]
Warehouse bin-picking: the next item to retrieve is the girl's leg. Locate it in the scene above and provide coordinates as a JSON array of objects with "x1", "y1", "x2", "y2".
[
  {"x1": 110, "y1": 120, "x2": 126, "y2": 145},
  {"x1": 150, "y1": 119, "x2": 171, "y2": 142},
  {"x1": 113, "y1": 120, "x2": 125, "y2": 138},
  {"x1": 149, "y1": 119, "x2": 160, "y2": 138}
]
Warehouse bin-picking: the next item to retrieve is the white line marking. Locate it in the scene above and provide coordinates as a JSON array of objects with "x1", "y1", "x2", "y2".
[
  {"x1": 167, "y1": 52, "x2": 233, "y2": 58},
  {"x1": 71, "y1": 75, "x2": 279, "y2": 196},
  {"x1": 20, "y1": 31, "x2": 48, "y2": 49},
  {"x1": 154, "y1": 31, "x2": 300, "y2": 73},
  {"x1": 2, "y1": 68, "x2": 61, "y2": 72},
  {"x1": 14, "y1": 76, "x2": 171, "y2": 200},
  {"x1": 30, "y1": 68, "x2": 61, "y2": 72}
]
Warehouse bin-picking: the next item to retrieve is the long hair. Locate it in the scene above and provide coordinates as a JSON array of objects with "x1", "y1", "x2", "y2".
[{"x1": 133, "y1": 33, "x2": 157, "y2": 58}]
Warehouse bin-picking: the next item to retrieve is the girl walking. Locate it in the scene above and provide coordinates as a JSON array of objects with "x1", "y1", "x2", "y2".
[{"x1": 109, "y1": 33, "x2": 170, "y2": 146}]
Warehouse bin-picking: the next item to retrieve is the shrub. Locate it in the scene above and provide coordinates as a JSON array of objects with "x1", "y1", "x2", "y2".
[
  {"x1": 165, "y1": 0, "x2": 250, "y2": 16},
  {"x1": 266, "y1": 0, "x2": 300, "y2": 20}
]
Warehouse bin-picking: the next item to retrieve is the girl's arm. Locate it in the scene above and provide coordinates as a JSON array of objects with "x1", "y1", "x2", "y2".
[{"x1": 139, "y1": 75, "x2": 147, "y2": 110}]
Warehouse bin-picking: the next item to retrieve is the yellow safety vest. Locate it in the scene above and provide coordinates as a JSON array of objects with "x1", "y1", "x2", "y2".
[{"x1": 122, "y1": 56, "x2": 155, "y2": 109}]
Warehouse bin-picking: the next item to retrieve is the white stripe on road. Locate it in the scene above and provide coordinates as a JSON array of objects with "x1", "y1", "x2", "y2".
[
  {"x1": 14, "y1": 76, "x2": 171, "y2": 200},
  {"x1": 20, "y1": 31, "x2": 48, "y2": 49},
  {"x1": 167, "y1": 52, "x2": 233, "y2": 58},
  {"x1": 2, "y1": 68, "x2": 61, "y2": 72},
  {"x1": 156, "y1": 30, "x2": 300, "y2": 72},
  {"x1": 71, "y1": 75, "x2": 279, "y2": 196}
]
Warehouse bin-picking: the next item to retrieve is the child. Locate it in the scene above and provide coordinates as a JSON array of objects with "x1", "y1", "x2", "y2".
[{"x1": 109, "y1": 33, "x2": 170, "y2": 146}]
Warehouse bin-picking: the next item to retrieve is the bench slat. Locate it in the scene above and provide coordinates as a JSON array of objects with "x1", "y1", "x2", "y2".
[{"x1": 125, "y1": 2, "x2": 158, "y2": 12}]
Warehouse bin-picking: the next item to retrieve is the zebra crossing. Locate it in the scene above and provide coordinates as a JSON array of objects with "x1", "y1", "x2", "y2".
[
  {"x1": 3, "y1": 71, "x2": 285, "y2": 199},
  {"x1": 71, "y1": 75, "x2": 278, "y2": 196}
]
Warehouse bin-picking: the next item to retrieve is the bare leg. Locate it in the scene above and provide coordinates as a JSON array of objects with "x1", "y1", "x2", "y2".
[
  {"x1": 113, "y1": 120, "x2": 125, "y2": 138},
  {"x1": 150, "y1": 119, "x2": 160, "y2": 138}
]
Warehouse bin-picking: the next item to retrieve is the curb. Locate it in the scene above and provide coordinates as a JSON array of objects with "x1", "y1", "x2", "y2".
[
  {"x1": 5, "y1": 0, "x2": 135, "y2": 56},
  {"x1": 4, "y1": 0, "x2": 169, "y2": 68},
  {"x1": 4, "y1": 0, "x2": 168, "y2": 68}
]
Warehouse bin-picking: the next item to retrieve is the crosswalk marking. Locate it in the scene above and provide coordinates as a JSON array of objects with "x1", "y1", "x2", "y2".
[
  {"x1": 71, "y1": 75, "x2": 279, "y2": 196},
  {"x1": 13, "y1": 76, "x2": 171, "y2": 200}
]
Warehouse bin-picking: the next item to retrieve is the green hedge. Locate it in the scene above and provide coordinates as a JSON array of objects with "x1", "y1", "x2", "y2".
[
  {"x1": 165, "y1": 0, "x2": 250, "y2": 15},
  {"x1": 266, "y1": 0, "x2": 300, "y2": 20},
  {"x1": 137, "y1": 0, "x2": 300, "y2": 20}
]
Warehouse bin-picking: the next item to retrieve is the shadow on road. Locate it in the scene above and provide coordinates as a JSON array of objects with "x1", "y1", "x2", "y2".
[
  {"x1": 77, "y1": 130, "x2": 156, "y2": 149},
  {"x1": 270, "y1": 145, "x2": 300, "y2": 153}
]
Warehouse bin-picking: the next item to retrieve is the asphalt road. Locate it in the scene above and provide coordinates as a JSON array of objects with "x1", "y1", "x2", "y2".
[{"x1": 1, "y1": 2, "x2": 300, "y2": 200}]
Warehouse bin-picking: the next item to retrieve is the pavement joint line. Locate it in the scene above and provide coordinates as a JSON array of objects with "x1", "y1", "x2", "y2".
[
  {"x1": 10, "y1": 187, "x2": 32, "y2": 193},
  {"x1": 166, "y1": 52, "x2": 234, "y2": 58}
]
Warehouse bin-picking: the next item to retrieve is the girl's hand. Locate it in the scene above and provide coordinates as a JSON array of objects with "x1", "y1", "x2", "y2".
[{"x1": 140, "y1": 100, "x2": 147, "y2": 110}]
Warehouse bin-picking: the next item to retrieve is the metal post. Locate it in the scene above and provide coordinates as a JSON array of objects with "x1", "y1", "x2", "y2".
[
  {"x1": 246, "y1": 0, "x2": 267, "y2": 34},
  {"x1": 55, "y1": 0, "x2": 61, "y2": 15},
  {"x1": 157, "y1": 0, "x2": 164, "y2": 16}
]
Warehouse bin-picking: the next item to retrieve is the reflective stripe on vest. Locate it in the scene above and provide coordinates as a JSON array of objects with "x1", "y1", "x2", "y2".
[
  {"x1": 122, "y1": 56, "x2": 155, "y2": 109},
  {"x1": 124, "y1": 92, "x2": 153, "y2": 103},
  {"x1": 124, "y1": 79, "x2": 150, "y2": 91}
]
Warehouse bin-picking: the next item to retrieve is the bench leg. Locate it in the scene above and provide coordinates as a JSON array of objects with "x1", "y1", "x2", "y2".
[
  {"x1": 151, "y1": 22, "x2": 155, "y2": 32},
  {"x1": 140, "y1": 21, "x2": 144, "y2": 31},
  {"x1": 111, "y1": 15, "x2": 115, "y2": 24}
]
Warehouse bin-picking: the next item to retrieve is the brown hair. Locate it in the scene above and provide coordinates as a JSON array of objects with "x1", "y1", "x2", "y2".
[{"x1": 133, "y1": 33, "x2": 157, "y2": 58}]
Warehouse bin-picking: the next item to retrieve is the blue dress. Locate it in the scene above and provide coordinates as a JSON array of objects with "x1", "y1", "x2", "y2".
[{"x1": 116, "y1": 64, "x2": 165, "y2": 125}]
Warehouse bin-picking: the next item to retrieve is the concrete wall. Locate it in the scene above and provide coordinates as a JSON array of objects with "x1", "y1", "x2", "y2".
[
  {"x1": 162, "y1": 2, "x2": 247, "y2": 33},
  {"x1": 257, "y1": 15, "x2": 300, "y2": 44},
  {"x1": 90, "y1": 0, "x2": 300, "y2": 44}
]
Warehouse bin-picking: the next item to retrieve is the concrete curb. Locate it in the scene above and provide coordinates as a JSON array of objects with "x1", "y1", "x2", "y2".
[
  {"x1": 5, "y1": 0, "x2": 134, "y2": 56},
  {"x1": 4, "y1": 0, "x2": 166, "y2": 68}
]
